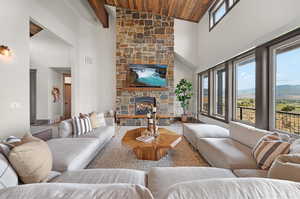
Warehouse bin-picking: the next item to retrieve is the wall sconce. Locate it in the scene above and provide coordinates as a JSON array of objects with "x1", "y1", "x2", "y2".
[{"x1": 0, "y1": 45, "x2": 12, "y2": 57}]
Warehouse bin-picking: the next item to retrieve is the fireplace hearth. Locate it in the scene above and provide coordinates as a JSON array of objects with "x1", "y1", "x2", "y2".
[{"x1": 135, "y1": 97, "x2": 156, "y2": 115}]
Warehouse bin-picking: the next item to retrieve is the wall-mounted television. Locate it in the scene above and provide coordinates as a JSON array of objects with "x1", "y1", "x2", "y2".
[{"x1": 128, "y1": 64, "x2": 168, "y2": 87}]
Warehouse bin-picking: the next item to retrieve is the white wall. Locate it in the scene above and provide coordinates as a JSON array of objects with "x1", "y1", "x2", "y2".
[
  {"x1": 197, "y1": 0, "x2": 300, "y2": 72},
  {"x1": 30, "y1": 30, "x2": 71, "y2": 121},
  {"x1": 174, "y1": 19, "x2": 198, "y2": 68},
  {"x1": 48, "y1": 69, "x2": 63, "y2": 121},
  {"x1": 0, "y1": 1, "x2": 30, "y2": 137},
  {"x1": 0, "y1": 0, "x2": 116, "y2": 138},
  {"x1": 77, "y1": 9, "x2": 116, "y2": 114}
]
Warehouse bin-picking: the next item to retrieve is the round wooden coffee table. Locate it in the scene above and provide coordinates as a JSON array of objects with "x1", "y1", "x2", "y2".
[{"x1": 122, "y1": 127, "x2": 182, "y2": 161}]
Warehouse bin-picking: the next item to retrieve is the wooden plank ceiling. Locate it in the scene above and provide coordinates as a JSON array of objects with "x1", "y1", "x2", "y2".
[
  {"x1": 30, "y1": 22, "x2": 43, "y2": 37},
  {"x1": 105, "y1": 0, "x2": 214, "y2": 23}
]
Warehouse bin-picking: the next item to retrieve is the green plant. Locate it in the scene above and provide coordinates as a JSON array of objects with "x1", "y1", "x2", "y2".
[
  {"x1": 175, "y1": 79, "x2": 193, "y2": 115},
  {"x1": 281, "y1": 104, "x2": 296, "y2": 112}
]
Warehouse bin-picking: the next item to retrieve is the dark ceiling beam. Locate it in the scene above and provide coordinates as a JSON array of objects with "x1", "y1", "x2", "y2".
[{"x1": 88, "y1": 0, "x2": 109, "y2": 28}]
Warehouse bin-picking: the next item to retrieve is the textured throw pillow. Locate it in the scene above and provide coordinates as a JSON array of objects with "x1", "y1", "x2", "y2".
[
  {"x1": 8, "y1": 134, "x2": 52, "y2": 184},
  {"x1": 252, "y1": 134, "x2": 290, "y2": 170},
  {"x1": 73, "y1": 116, "x2": 92, "y2": 136},
  {"x1": 268, "y1": 154, "x2": 300, "y2": 182},
  {"x1": 89, "y1": 112, "x2": 106, "y2": 128}
]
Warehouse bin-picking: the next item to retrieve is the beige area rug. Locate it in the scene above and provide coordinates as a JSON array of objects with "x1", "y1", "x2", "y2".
[{"x1": 88, "y1": 124, "x2": 209, "y2": 171}]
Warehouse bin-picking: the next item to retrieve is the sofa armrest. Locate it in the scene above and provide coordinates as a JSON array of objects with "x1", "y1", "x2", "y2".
[
  {"x1": 58, "y1": 119, "x2": 73, "y2": 138},
  {"x1": 105, "y1": 117, "x2": 115, "y2": 126}
]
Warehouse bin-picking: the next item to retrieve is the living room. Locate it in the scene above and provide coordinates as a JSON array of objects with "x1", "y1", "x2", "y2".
[{"x1": 1, "y1": 0, "x2": 300, "y2": 198}]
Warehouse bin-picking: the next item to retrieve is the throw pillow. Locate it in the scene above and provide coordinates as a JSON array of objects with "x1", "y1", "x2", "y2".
[
  {"x1": 96, "y1": 112, "x2": 106, "y2": 126},
  {"x1": 89, "y1": 112, "x2": 106, "y2": 128},
  {"x1": 8, "y1": 134, "x2": 52, "y2": 184},
  {"x1": 268, "y1": 154, "x2": 300, "y2": 182},
  {"x1": 252, "y1": 134, "x2": 290, "y2": 170},
  {"x1": 73, "y1": 116, "x2": 93, "y2": 136}
]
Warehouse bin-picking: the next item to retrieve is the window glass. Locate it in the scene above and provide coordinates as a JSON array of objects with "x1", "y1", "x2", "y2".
[
  {"x1": 274, "y1": 44, "x2": 300, "y2": 134},
  {"x1": 202, "y1": 75, "x2": 209, "y2": 113},
  {"x1": 214, "y1": 68, "x2": 226, "y2": 117},
  {"x1": 214, "y1": 2, "x2": 226, "y2": 23},
  {"x1": 235, "y1": 57, "x2": 256, "y2": 124}
]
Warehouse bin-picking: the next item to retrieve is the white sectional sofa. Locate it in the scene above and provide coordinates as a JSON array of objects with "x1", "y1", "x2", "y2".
[
  {"x1": 47, "y1": 118, "x2": 115, "y2": 172},
  {"x1": 183, "y1": 121, "x2": 300, "y2": 178},
  {"x1": 1, "y1": 152, "x2": 300, "y2": 199}
]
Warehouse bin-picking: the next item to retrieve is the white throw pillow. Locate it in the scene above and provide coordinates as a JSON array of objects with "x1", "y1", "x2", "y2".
[{"x1": 96, "y1": 113, "x2": 106, "y2": 127}]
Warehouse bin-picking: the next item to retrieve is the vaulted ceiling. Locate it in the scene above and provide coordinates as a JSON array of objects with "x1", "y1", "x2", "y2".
[
  {"x1": 105, "y1": 0, "x2": 214, "y2": 23},
  {"x1": 88, "y1": 0, "x2": 214, "y2": 28}
]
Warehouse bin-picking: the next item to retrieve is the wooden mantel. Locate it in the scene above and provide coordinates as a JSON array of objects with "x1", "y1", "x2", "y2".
[
  {"x1": 117, "y1": 115, "x2": 175, "y2": 119},
  {"x1": 118, "y1": 87, "x2": 169, "y2": 92}
]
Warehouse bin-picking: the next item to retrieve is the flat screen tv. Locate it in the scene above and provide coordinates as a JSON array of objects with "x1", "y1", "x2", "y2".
[{"x1": 128, "y1": 64, "x2": 168, "y2": 87}]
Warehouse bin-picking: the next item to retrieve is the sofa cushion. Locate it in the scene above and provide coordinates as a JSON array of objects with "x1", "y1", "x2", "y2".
[
  {"x1": 47, "y1": 138, "x2": 99, "y2": 172},
  {"x1": 0, "y1": 154, "x2": 18, "y2": 189},
  {"x1": 0, "y1": 183, "x2": 154, "y2": 199},
  {"x1": 163, "y1": 178, "x2": 300, "y2": 199},
  {"x1": 230, "y1": 121, "x2": 268, "y2": 148},
  {"x1": 8, "y1": 135, "x2": 52, "y2": 184},
  {"x1": 233, "y1": 169, "x2": 268, "y2": 178},
  {"x1": 197, "y1": 138, "x2": 257, "y2": 169},
  {"x1": 77, "y1": 126, "x2": 114, "y2": 141},
  {"x1": 268, "y1": 154, "x2": 300, "y2": 182},
  {"x1": 148, "y1": 167, "x2": 235, "y2": 199},
  {"x1": 51, "y1": 169, "x2": 146, "y2": 186},
  {"x1": 183, "y1": 124, "x2": 229, "y2": 147}
]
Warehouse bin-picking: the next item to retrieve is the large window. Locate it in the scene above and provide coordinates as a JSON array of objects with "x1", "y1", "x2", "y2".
[
  {"x1": 200, "y1": 73, "x2": 209, "y2": 114},
  {"x1": 270, "y1": 36, "x2": 300, "y2": 134},
  {"x1": 197, "y1": 28, "x2": 300, "y2": 136},
  {"x1": 233, "y1": 55, "x2": 256, "y2": 124},
  {"x1": 213, "y1": 66, "x2": 226, "y2": 118},
  {"x1": 209, "y1": 0, "x2": 239, "y2": 30}
]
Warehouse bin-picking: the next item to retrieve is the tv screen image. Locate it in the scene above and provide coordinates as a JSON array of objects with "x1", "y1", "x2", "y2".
[{"x1": 128, "y1": 64, "x2": 168, "y2": 87}]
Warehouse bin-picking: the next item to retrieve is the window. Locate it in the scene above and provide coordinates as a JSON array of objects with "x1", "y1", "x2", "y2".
[
  {"x1": 270, "y1": 36, "x2": 300, "y2": 134},
  {"x1": 233, "y1": 55, "x2": 256, "y2": 124},
  {"x1": 200, "y1": 73, "x2": 209, "y2": 114},
  {"x1": 209, "y1": 0, "x2": 239, "y2": 30},
  {"x1": 213, "y1": 66, "x2": 226, "y2": 118}
]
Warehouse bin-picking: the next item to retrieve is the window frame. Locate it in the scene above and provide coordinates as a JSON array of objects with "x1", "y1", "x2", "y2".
[
  {"x1": 269, "y1": 35, "x2": 300, "y2": 133},
  {"x1": 198, "y1": 71, "x2": 210, "y2": 115},
  {"x1": 212, "y1": 64, "x2": 227, "y2": 119},
  {"x1": 232, "y1": 53, "x2": 256, "y2": 126},
  {"x1": 209, "y1": 0, "x2": 240, "y2": 31}
]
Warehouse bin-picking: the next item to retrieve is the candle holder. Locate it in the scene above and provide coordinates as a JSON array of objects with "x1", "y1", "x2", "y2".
[{"x1": 146, "y1": 105, "x2": 159, "y2": 138}]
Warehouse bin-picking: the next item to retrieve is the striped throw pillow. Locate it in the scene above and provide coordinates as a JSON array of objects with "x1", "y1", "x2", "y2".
[
  {"x1": 72, "y1": 116, "x2": 92, "y2": 136},
  {"x1": 252, "y1": 134, "x2": 291, "y2": 170}
]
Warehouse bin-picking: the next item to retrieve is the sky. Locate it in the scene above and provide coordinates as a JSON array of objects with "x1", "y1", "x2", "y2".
[
  {"x1": 237, "y1": 45, "x2": 300, "y2": 91},
  {"x1": 276, "y1": 46, "x2": 300, "y2": 86},
  {"x1": 237, "y1": 59, "x2": 256, "y2": 91}
]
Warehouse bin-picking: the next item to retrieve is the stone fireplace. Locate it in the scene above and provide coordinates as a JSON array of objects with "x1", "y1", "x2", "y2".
[
  {"x1": 135, "y1": 97, "x2": 156, "y2": 115},
  {"x1": 116, "y1": 8, "x2": 175, "y2": 126}
]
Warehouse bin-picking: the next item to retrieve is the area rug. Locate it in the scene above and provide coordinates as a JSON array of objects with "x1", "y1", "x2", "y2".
[{"x1": 88, "y1": 124, "x2": 209, "y2": 171}]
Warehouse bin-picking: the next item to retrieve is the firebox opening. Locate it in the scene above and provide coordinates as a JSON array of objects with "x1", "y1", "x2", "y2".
[{"x1": 135, "y1": 97, "x2": 156, "y2": 115}]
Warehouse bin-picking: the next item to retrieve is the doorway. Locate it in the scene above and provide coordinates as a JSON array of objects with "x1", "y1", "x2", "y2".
[{"x1": 63, "y1": 74, "x2": 72, "y2": 119}]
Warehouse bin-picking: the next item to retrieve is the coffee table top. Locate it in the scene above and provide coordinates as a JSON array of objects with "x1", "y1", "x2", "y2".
[{"x1": 122, "y1": 127, "x2": 182, "y2": 149}]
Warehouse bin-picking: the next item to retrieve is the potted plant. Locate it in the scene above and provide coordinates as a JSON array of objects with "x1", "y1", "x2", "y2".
[{"x1": 175, "y1": 79, "x2": 193, "y2": 122}]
